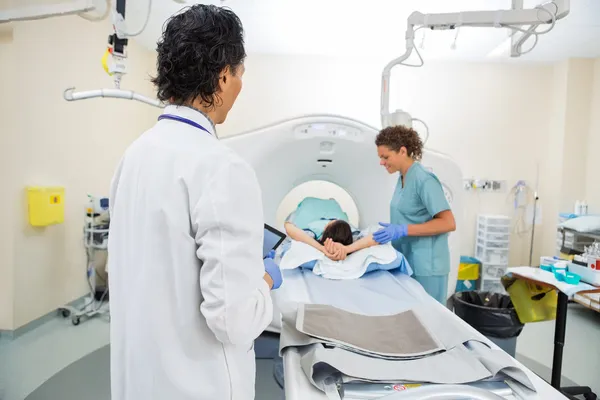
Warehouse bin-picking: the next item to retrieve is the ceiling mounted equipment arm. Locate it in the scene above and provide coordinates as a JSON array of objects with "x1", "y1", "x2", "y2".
[
  {"x1": 63, "y1": 0, "x2": 164, "y2": 108},
  {"x1": 381, "y1": 0, "x2": 570, "y2": 128},
  {"x1": 0, "y1": 0, "x2": 108, "y2": 23},
  {"x1": 63, "y1": 87, "x2": 163, "y2": 108}
]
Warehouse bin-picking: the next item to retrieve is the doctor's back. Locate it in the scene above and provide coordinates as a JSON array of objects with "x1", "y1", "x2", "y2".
[{"x1": 107, "y1": 6, "x2": 273, "y2": 400}]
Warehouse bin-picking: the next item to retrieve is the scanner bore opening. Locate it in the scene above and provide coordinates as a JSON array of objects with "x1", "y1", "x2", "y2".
[{"x1": 275, "y1": 180, "x2": 359, "y2": 228}]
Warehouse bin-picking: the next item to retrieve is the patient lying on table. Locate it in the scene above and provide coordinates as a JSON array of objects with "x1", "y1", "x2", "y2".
[
  {"x1": 284, "y1": 197, "x2": 377, "y2": 261},
  {"x1": 281, "y1": 197, "x2": 412, "y2": 279}
]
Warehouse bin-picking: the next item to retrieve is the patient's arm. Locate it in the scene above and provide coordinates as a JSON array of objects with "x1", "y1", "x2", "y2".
[
  {"x1": 324, "y1": 239, "x2": 347, "y2": 261},
  {"x1": 345, "y1": 234, "x2": 378, "y2": 254},
  {"x1": 284, "y1": 222, "x2": 332, "y2": 257}
]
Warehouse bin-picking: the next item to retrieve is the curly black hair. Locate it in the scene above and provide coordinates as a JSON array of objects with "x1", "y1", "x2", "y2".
[
  {"x1": 151, "y1": 4, "x2": 246, "y2": 108},
  {"x1": 375, "y1": 126, "x2": 424, "y2": 161}
]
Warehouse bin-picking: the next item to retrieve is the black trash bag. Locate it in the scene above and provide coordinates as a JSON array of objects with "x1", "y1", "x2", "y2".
[{"x1": 453, "y1": 291, "x2": 524, "y2": 339}]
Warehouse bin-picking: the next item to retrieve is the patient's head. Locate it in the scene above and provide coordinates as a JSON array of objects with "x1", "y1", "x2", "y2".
[{"x1": 319, "y1": 220, "x2": 353, "y2": 246}]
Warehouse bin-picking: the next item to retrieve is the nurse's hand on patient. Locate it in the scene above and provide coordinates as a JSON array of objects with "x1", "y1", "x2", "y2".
[
  {"x1": 264, "y1": 255, "x2": 283, "y2": 290},
  {"x1": 373, "y1": 223, "x2": 408, "y2": 244}
]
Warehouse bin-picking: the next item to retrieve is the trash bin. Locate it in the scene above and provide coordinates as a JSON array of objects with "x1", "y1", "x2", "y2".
[{"x1": 453, "y1": 291, "x2": 524, "y2": 357}]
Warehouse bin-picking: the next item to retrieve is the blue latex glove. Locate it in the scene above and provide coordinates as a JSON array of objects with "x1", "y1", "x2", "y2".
[
  {"x1": 264, "y1": 252, "x2": 283, "y2": 290},
  {"x1": 373, "y1": 222, "x2": 408, "y2": 244}
]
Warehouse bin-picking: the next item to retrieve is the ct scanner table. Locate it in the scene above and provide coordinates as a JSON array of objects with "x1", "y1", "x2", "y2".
[
  {"x1": 276, "y1": 272, "x2": 567, "y2": 400},
  {"x1": 282, "y1": 320, "x2": 567, "y2": 400}
]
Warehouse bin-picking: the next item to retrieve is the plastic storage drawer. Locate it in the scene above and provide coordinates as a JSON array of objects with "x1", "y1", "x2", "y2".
[
  {"x1": 481, "y1": 279, "x2": 505, "y2": 294},
  {"x1": 478, "y1": 223, "x2": 510, "y2": 235},
  {"x1": 476, "y1": 245, "x2": 509, "y2": 264},
  {"x1": 482, "y1": 264, "x2": 508, "y2": 279},
  {"x1": 477, "y1": 237, "x2": 509, "y2": 250},
  {"x1": 478, "y1": 215, "x2": 510, "y2": 227},
  {"x1": 477, "y1": 231, "x2": 510, "y2": 242},
  {"x1": 557, "y1": 230, "x2": 594, "y2": 250}
]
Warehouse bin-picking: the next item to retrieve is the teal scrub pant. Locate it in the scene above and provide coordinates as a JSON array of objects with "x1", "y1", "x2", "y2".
[{"x1": 414, "y1": 275, "x2": 448, "y2": 304}]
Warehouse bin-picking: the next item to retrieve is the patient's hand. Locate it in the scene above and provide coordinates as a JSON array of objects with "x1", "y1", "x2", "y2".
[{"x1": 323, "y1": 238, "x2": 347, "y2": 261}]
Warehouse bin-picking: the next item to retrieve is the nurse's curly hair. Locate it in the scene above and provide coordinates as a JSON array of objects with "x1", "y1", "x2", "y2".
[
  {"x1": 375, "y1": 126, "x2": 424, "y2": 161},
  {"x1": 151, "y1": 4, "x2": 246, "y2": 108}
]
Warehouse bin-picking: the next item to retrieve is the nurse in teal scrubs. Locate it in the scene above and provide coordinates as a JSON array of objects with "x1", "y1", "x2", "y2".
[{"x1": 373, "y1": 125, "x2": 456, "y2": 304}]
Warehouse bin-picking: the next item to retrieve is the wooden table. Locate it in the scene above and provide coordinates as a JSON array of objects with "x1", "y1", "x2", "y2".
[{"x1": 573, "y1": 291, "x2": 600, "y2": 312}]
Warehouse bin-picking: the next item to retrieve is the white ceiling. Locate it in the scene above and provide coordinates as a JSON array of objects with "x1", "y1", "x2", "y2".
[{"x1": 131, "y1": 0, "x2": 600, "y2": 63}]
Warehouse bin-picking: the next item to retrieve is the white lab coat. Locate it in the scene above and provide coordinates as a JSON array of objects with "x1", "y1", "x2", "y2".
[{"x1": 108, "y1": 105, "x2": 273, "y2": 400}]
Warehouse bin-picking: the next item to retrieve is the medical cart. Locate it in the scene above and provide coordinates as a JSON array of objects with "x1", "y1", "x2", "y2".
[{"x1": 59, "y1": 196, "x2": 110, "y2": 325}]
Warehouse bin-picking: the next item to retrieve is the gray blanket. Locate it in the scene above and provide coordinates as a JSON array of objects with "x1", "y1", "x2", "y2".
[
  {"x1": 280, "y1": 302, "x2": 535, "y2": 396},
  {"x1": 296, "y1": 304, "x2": 444, "y2": 358}
]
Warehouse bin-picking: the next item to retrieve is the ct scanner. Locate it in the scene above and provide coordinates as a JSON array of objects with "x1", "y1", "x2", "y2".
[
  {"x1": 223, "y1": 115, "x2": 567, "y2": 400},
  {"x1": 222, "y1": 114, "x2": 464, "y2": 299}
]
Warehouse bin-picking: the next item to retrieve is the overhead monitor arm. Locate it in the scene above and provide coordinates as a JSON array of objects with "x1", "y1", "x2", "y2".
[
  {"x1": 0, "y1": 0, "x2": 107, "y2": 23},
  {"x1": 381, "y1": 0, "x2": 570, "y2": 128}
]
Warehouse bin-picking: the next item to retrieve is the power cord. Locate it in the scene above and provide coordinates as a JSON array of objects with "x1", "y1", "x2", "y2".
[
  {"x1": 506, "y1": 181, "x2": 534, "y2": 237},
  {"x1": 79, "y1": 0, "x2": 111, "y2": 21},
  {"x1": 503, "y1": 3, "x2": 557, "y2": 56},
  {"x1": 396, "y1": 26, "x2": 426, "y2": 68},
  {"x1": 412, "y1": 118, "x2": 430, "y2": 145}
]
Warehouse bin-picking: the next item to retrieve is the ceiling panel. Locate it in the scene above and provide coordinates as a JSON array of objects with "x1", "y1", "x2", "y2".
[{"x1": 132, "y1": 0, "x2": 600, "y2": 62}]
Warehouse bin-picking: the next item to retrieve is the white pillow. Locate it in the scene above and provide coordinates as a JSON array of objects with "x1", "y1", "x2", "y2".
[{"x1": 559, "y1": 215, "x2": 600, "y2": 233}]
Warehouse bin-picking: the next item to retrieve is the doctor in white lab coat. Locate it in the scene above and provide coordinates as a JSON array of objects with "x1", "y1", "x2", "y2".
[{"x1": 108, "y1": 5, "x2": 282, "y2": 400}]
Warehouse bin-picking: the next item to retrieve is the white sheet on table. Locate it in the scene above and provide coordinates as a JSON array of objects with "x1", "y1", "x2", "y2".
[
  {"x1": 267, "y1": 269, "x2": 312, "y2": 332},
  {"x1": 278, "y1": 273, "x2": 537, "y2": 394},
  {"x1": 268, "y1": 266, "x2": 430, "y2": 333},
  {"x1": 269, "y1": 268, "x2": 428, "y2": 333},
  {"x1": 507, "y1": 266, "x2": 598, "y2": 298},
  {"x1": 279, "y1": 271, "x2": 565, "y2": 400}
]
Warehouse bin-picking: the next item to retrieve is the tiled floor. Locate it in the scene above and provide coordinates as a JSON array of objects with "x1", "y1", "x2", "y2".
[
  {"x1": 1, "y1": 302, "x2": 598, "y2": 399},
  {"x1": 0, "y1": 312, "x2": 283, "y2": 400},
  {"x1": 0, "y1": 313, "x2": 110, "y2": 400}
]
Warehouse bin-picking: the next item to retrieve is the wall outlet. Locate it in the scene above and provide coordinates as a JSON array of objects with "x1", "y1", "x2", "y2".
[{"x1": 463, "y1": 179, "x2": 507, "y2": 192}]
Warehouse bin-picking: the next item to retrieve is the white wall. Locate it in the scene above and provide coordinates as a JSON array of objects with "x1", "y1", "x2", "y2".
[
  {"x1": 0, "y1": 15, "x2": 159, "y2": 330},
  {"x1": 538, "y1": 59, "x2": 598, "y2": 260},
  {"x1": 585, "y1": 59, "x2": 600, "y2": 213},
  {"x1": 1, "y1": 39, "x2": 596, "y2": 329},
  {"x1": 220, "y1": 55, "x2": 555, "y2": 265},
  {"x1": 0, "y1": 26, "x2": 17, "y2": 331},
  {"x1": 558, "y1": 60, "x2": 594, "y2": 212}
]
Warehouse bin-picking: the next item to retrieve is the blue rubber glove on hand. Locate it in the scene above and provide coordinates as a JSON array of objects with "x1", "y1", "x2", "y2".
[
  {"x1": 373, "y1": 222, "x2": 408, "y2": 244},
  {"x1": 264, "y1": 251, "x2": 283, "y2": 290}
]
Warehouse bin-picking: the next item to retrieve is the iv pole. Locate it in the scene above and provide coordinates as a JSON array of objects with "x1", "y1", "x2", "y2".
[{"x1": 528, "y1": 164, "x2": 540, "y2": 266}]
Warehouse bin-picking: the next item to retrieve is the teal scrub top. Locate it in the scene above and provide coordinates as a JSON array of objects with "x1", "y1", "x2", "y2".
[{"x1": 391, "y1": 162, "x2": 451, "y2": 277}]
